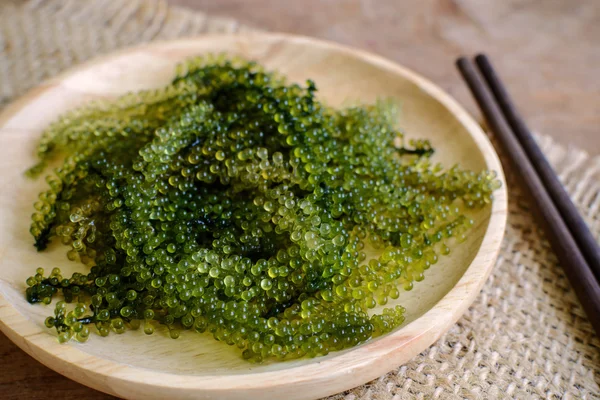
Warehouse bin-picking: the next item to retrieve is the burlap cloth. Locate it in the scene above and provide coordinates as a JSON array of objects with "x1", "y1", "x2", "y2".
[{"x1": 1, "y1": 1, "x2": 598, "y2": 399}]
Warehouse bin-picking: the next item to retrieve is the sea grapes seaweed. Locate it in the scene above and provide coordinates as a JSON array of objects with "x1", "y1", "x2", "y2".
[{"x1": 25, "y1": 56, "x2": 500, "y2": 362}]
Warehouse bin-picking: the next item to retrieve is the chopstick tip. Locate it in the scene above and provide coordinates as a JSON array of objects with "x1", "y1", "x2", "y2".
[
  {"x1": 474, "y1": 53, "x2": 490, "y2": 66},
  {"x1": 455, "y1": 57, "x2": 469, "y2": 68}
]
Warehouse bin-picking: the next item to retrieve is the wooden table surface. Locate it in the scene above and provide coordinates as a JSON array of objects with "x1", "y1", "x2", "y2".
[{"x1": 1, "y1": 0, "x2": 598, "y2": 398}]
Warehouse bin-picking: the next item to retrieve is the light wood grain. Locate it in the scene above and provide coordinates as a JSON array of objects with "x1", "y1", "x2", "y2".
[{"x1": 0, "y1": 34, "x2": 507, "y2": 400}]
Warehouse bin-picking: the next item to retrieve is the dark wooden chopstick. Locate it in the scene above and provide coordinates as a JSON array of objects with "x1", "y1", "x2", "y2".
[
  {"x1": 474, "y1": 54, "x2": 600, "y2": 280},
  {"x1": 456, "y1": 57, "x2": 600, "y2": 335}
]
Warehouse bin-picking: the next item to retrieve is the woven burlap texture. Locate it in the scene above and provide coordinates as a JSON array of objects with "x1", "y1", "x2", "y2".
[{"x1": 1, "y1": 1, "x2": 599, "y2": 399}]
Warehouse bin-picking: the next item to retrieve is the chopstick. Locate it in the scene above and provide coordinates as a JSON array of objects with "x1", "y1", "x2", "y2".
[
  {"x1": 474, "y1": 54, "x2": 600, "y2": 280},
  {"x1": 456, "y1": 57, "x2": 600, "y2": 335}
]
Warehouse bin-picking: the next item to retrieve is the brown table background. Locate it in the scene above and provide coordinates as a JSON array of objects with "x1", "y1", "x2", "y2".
[{"x1": 1, "y1": 0, "x2": 599, "y2": 398}]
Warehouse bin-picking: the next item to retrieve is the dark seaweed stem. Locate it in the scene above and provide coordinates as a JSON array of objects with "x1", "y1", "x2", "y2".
[
  {"x1": 26, "y1": 278, "x2": 94, "y2": 304},
  {"x1": 396, "y1": 147, "x2": 435, "y2": 157},
  {"x1": 75, "y1": 316, "x2": 95, "y2": 325},
  {"x1": 34, "y1": 226, "x2": 53, "y2": 251}
]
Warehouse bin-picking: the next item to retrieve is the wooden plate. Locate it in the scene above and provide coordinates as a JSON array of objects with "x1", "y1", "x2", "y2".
[{"x1": 0, "y1": 33, "x2": 507, "y2": 400}]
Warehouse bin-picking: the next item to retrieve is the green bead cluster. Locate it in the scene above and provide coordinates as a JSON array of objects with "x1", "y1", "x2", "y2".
[{"x1": 25, "y1": 56, "x2": 500, "y2": 361}]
